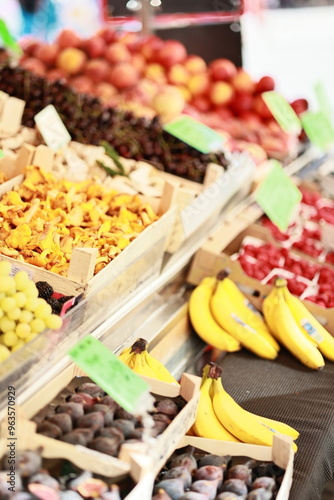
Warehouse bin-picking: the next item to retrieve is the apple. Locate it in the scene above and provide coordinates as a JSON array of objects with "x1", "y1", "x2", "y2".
[
  {"x1": 229, "y1": 91, "x2": 253, "y2": 114},
  {"x1": 255, "y1": 75, "x2": 275, "y2": 93},
  {"x1": 98, "y1": 26, "x2": 117, "y2": 44},
  {"x1": 152, "y1": 85, "x2": 185, "y2": 123},
  {"x1": 57, "y1": 29, "x2": 81, "y2": 49},
  {"x1": 184, "y1": 55, "x2": 207, "y2": 74},
  {"x1": 46, "y1": 68, "x2": 68, "y2": 82},
  {"x1": 34, "y1": 44, "x2": 58, "y2": 67},
  {"x1": 144, "y1": 63, "x2": 166, "y2": 84},
  {"x1": 188, "y1": 73, "x2": 210, "y2": 96},
  {"x1": 253, "y1": 94, "x2": 273, "y2": 119},
  {"x1": 20, "y1": 57, "x2": 46, "y2": 76},
  {"x1": 56, "y1": 48, "x2": 87, "y2": 75},
  {"x1": 290, "y1": 98, "x2": 309, "y2": 116},
  {"x1": 20, "y1": 38, "x2": 41, "y2": 56},
  {"x1": 118, "y1": 32, "x2": 141, "y2": 52},
  {"x1": 132, "y1": 53, "x2": 146, "y2": 74},
  {"x1": 95, "y1": 82, "x2": 118, "y2": 103},
  {"x1": 231, "y1": 69, "x2": 255, "y2": 93},
  {"x1": 140, "y1": 36, "x2": 164, "y2": 62},
  {"x1": 84, "y1": 35, "x2": 106, "y2": 59},
  {"x1": 209, "y1": 58, "x2": 237, "y2": 81},
  {"x1": 209, "y1": 81, "x2": 234, "y2": 106},
  {"x1": 108, "y1": 62, "x2": 139, "y2": 90},
  {"x1": 84, "y1": 59, "x2": 109, "y2": 83},
  {"x1": 192, "y1": 95, "x2": 212, "y2": 112},
  {"x1": 105, "y1": 42, "x2": 132, "y2": 64},
  {"x1": 176, "y1": 85, "x2": 192, "y2": 103},
  {"x1": 168, "y1": 64, "x2": 190, "y2": 85},
  {"x1": 158, "y1": 40, "x2": 187, "y2": 68},
  {"x1": 69, "y1": 75, "x2": 93, "y2": 94}
]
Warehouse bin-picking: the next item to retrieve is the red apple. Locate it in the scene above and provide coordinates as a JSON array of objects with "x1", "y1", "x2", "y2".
[
  {"x1": 69, "y1": 75, "x2": 94, "y2": 94},
  {"x1": 108, "y1": 62, "x2": 139, "y2": 90},
  {"x1": 209, "y1": 58, "x2": 237, "y2": 82},
  {"x1": 140, "y1": 36, "x2": 164, "y2": 62},
  {"x1": 152, "y1": 85, "x2": 185, "y2": 122},
  {"x1": 290, "y1": 98, "x2": 309, "y2": 116},
  {"x1": 253, "y1": 94, "x2": 273, "y2": 119},
  {"x1": 209, "y1": 81, "x2": 234, "y2": 106},
  {"x1": 84, "y1": 59, "x2": 109, "y2": 83},
  {"x1": 56, "y1": 48, "x2": 86, "y2": 75},
  {"x1": 95, "y1": 82, "x2": 118, "y2": 103},
  {"x1": 168, "y1": 64, "x2": 190, "y2": 85},
  {"x1": 20, "y1": 57, "x2": 46, "y2": 76},
  {"x1": 176, "y1": 85, "x2": 192, "y2": 103},
  {"x1": 144, "y1": 63, "x2": 166, "y2": 84},
  {"x1": 34, "y1": 44, "x2": 58, "y2": 67},
  {"x1": 132, "y1": 53, "x2": 146, "y2": 74},
  {"x1": 57, "y1": 29, "x2": 81, "y2": 49},
  {"x1": 229, "y1": 91, "x2": 253, "y2": 114},
  {"x1": 184, "y1": 55, "x2": 207, "y2": 74},
  {"x1": 105, "y1": 42, "x2": 132, "y2": 64},
  {"x1": 98, "y1": 26, "x2": 117, "y2": 44},
  {"x1": 118, "y1": 32, "x2": 141, "y2": 52},
  {"x1": 46, "y1": 68, "x2": 68, "y2": 82},
  {"x1": 231, "y1": 69, "x2": 255, "y2": 93},
  {"x1": 255, "y1": 75, "x2": 275, "y2": 93},
  {"x1": 20, "y1": 38, "x2": 41, "y2": 56},
  {"x1": 192, "y1": 95, "x2": 212, "y2": 112},
  {"x1": 84, "y1": 35, "x2": 106, "y2": 59},
  {"x1": 158, "y1": 40, "x2": 187, "y2": 68},
  {"x1": 188, "y1": 73, "x2": 210, "y2": 96}
]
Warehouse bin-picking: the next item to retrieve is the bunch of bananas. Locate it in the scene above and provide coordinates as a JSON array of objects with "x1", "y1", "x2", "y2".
[
  {"x1": 263, "y1": 278, "x2": 334, "y2": 370},
  {"x1": 118, "y1": 338, "x2": 179, "y2": 385},
  {"x1": 192, "y1": 363, "x2": 299, "y2": 451},
  {"x1": 189, "y1": 271, "x2": 280, "y2": 360}
]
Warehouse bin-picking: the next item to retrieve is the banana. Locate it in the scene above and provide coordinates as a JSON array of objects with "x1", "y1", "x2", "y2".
[
  {"x1": 132, "y1": 349, "x2": 158, "y2": 378},
  {"x1": 283, "y1": 286, "x2": 334, "y2": 362},
  {"x1": 193, "y1": 376, "x2": 240, "y2": 442},
  {"x1": 210, "y1": 275, "x2": 278, "y2": 360},
  {"x1": 144, "y1": 350, "x2": 180, "y2": 385},
  {"x1": 211, "y1": 373, "x2": 297, "y2": 451},
  {"x1": 189, "y1": 277, "x2": 241, "y2": 352},
  {"x1": 117, "y1": 346, "x2": 134, "y2": 364},
  {"x1": 263, "y1": 279, "x2": 325, "y2": 370}
]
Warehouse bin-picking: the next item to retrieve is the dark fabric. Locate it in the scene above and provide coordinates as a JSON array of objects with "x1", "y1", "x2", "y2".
[{"x1": 219, "y1": 348, "x2": 334, "y2": 500}]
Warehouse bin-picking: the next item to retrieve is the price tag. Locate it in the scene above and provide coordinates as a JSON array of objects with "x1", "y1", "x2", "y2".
[
  {"x1": 34, "y1": 105, "x2": 71, "y2": 152},
  {"x1": 68, "y1": 335, "x2": 153, "y2": 414},
  {"x1": 163, "y1": 115, "x2": 224, "y2": 154},
  {"x1": 262, "y1": 91, "x2": 301, "y2": 134},
  {"x1": 300, "y1": 111, "x2": 334, "y2": 151},
  {"x1": 0, "y1": 20, "x2": 22, "y2": 55},
  {"x1": 320, "y1": 221, "x2": 334, "y2": 249},
  {"x1": 314, "y1": 81, "x2": 332, "y2": 117},
  {"x1": 0, "y1": 149, "x2": 4, "y2": 159},
  {"x1": 255, "y1": 160, "x2": 302, "y2": 231}
]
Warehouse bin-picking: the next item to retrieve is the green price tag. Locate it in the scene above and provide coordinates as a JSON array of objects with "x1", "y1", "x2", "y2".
[
  {"x1": 255, "y1": 160, "x2": 302, "y2": 231},
  {"x1": 300, "y1": 111, "x2": 334, "y2": 151},
  {"x1": 0, "y1": 149, "x2": 4, "y2": 159},
  {"x1": 163, "y1": 115, "x2": 224, "y2": 154},
  {"x1": 314, "y1": 81, "x2": 332, "y2": 117},
  {"x1": 68, "y1": 335, "x2": 152, "y2": 414},
  {"x1": 262, "y1": 91, "x2": 301, "y2": 134},
  {"x1": 0, "y1": 19, "x2": 21, "y2": 54}
]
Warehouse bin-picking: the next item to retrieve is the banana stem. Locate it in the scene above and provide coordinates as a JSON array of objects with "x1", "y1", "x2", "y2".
[
  {"x1": 216, "y1": 269, "x2": 230, "y2": 281},
  {"x1": 208, "y1": 362, "x2": 223, "y2": 379},
  {"x1": 130, "y1": 338, "x2": 148, "y2": 354}
]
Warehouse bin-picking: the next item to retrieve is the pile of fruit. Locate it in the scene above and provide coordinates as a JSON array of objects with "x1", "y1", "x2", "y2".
[
  {"x1": 15, "y1": 29, "x2": 308, "y2": 163},
  {"x1": 33, "y1": 379, "x2": 186, "y2": 453},
  {"x1": 189, "y1": 272, "x2": 334, "y2": 369},
  {"x1": 0, "y1": 448, "x2": 135, "y2": 500},
  {"x1": 35, "y1": 281, "x2": 75, "y2": 316},
  {"x1": 153, "y1": 442, "x2": 286, "y2": 500},
  {"x1": 0, "y1": 262, "x2": 62, "y2": 362}
]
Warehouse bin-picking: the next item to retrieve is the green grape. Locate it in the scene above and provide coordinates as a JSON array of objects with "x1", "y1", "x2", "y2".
[
  {"x1": 16, "y1": 323, "x2": 31, "y2": 339},
  {"x1": 1, "y1": 297, "x2": 16, "y2": 313},
  {"x1": 25, "y1": 332, "x2": 38, "y2": 343},
  {"x1": 25, "y1": 297, "x2": 40, "y2": 312},
  {"x1": 13, "y1": 292, "x2": 27, "y2": 308},
  {"x1": 7, "y1": 307, "x2": 21, "y2": 321},
  {"x1": 11, "y1": 340, "x2": 25, "y2": 352},
  {"x1": 45, "y1": 314, "x2": 62, "y2": 330},
  {"x1": 0, "y1": 276, "x2": 16, "y2": 294},
  {"x1": 0, "y1": 309, "x2": 3, "y2": 320},
  {"x1": 3, "y1": 331, "x2": 18, "y2": 347},
  {"x1": 0, "y1": 334, "x2": 4, "y2": 344},
  {"x1": 19, "y1": 310, "x2": 33, "y2": 324},
  {"x1": 34, "y1": 301, "x2": 52, "y2": 320},
  {"x1": 0, "y1": 292, "x2": 6, "y2": 301},
  {"x1": 0, "y1": 317, "x2": 16, "y2": 333},
  {"x1": 30, "y1": 318, "x2": 46, "y2": 334},
  {"x1": 14, "y1": 271, "x2": 31, "y2": 291},
  {"x1": 23, "y1": 282, "x2": 39, "y2": 299},
  {"x1": 0, "y1": 344, "x2": 10, "y2": 361},
  {"x1": 0, "y1": 261, "x2": 11, "y2": 276}
]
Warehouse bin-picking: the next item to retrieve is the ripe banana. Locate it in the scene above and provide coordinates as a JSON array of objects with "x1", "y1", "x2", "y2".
[
  {"x1": 209, "y1": 367, "x2": 297, "y2": 451},
  {"x1": 283, "y1": 285, "x2": 334, "y2": 362},
  {"x1": 210, "y1": 274, "x2": 278, "y2": 360},
  {"x1": 193, "y1": 376, "x2": 240, "y2": 442},
  {"x1": 144, "y1": 351, "x2": 179, "y2": 385},
  {"x1": 189, "y1": 277, "x2": 241, "y2": 352},
  {"x1": 117, "y1": 346, "x2": 134, "y2": 365},
  {"x1": 263, "y1": 279, "x2": 325, "y2": 370}
]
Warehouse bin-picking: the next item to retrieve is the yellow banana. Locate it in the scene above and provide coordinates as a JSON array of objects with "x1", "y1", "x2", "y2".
[
  {"x1": 210, "y1": 371, "x2": 297, "y2": 451},
  {"x1": 210, "y1": 276, "x2": 278, "y2": 360},
  {"x1": 189, "y1": 277, "x2": 241, "y2": 352},
  {"x1": 283, "y1": 286, "x2": 334, "y2": 362},
  {"x1": 263, "y1": 279, "x2": 325, "y2": 370},
  {"x1": 132, "y1": 350, "x2": 158, "y2": 378},
  {"x1": 144, "y1": 351, "x2": 180, "y2": 385},
  {"x1": 193, "y1": 376, "x2": 240, "y2": 442},
  {"x1": 118, "y1": 346, "x2": 135, "y2": 365}
]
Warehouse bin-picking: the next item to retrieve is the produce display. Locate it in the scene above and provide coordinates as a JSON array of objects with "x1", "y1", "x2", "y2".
[
  {"x1": 118, "y1": 338, "x2": 180, "y2": 385},
  {"x1": 35, "y1": 281, "x2": 75, "y2": 316},
  {"x1": 189, "y1": 271, "x2": 334, "y2": 369},
  {"x1": 153, "y1": 443, "x2": 286, "y2": 500},
  {"x1": 0, "y1": 165, "x2": 159, "y2": 276},
  {"x1": 0, "y1": 262, "x2": 62, "y2": 362},
  {"x1": 32, "y1": 378, "x2": 186, "y2": 452}
]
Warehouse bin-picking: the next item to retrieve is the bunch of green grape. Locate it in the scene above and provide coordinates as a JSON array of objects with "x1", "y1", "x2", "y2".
[{"x1": 0, "y1": 261, "x2": 62, "y2": 362}]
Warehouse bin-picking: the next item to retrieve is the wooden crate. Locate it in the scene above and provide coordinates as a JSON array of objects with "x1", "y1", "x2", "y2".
[{"x1": 17, "y1": 362, "x2": 200, "y2": 483}]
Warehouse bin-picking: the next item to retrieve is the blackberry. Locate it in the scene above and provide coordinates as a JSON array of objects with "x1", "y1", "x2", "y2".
[
  {"x1": 35, "y1": 281, "x2": 53, "y2": 299},
  {"x1": 57, "y1": 295, "x2": 74, "y2": 305},
  {"x1": 46, "y1": 297, "x2": 62, "y2": 315}
]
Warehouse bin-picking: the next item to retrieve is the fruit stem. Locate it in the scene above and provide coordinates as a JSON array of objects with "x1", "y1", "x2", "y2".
[
  {"x1": 130, "y1": 338, "x2": 148, "y2": 354},
  {"x1": 216, "y1": 269, "x2": 230, "y2": 281},
  {"x1": 207, "y1": 362, "x2": 223, "y2": 379}
]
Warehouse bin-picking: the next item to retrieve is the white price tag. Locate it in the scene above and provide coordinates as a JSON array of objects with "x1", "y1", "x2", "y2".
[
  {"x1": 321, "y1": 221, "x2": 334, "y2": 249},
  {"x1": 34, "y1": 105, "x2": 71, "y2": 152}
]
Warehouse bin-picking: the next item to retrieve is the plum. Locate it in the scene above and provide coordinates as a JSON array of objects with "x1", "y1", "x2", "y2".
[
  {"x1": 29, "y1": 473, "x2": 59, "y2": 490},
  {"x1": 97, "y1": 427, "x2": 124, "y2": 441},
  {"x1": 99, "y1": 396, "x2": 119, "y2": 410},
  {"x1": 75, "y1": 382, "x2": 105, "y2": 398},
  {"x1": 198, "y1": 454, "x2": 231, "y2": 470},
  {"x1": 76, "y1": 411, "x2": 105, "y2": 430},
  {"x1": 151, "y1": 421, "x2": 169, "y2": 437},
  {"x1": 16, "y1": 450, "x2": 42, "y2": 477},
  {"x1": 251, "y1": 477, "x2": 276, "y2": 491},
  {"x1": 152, "y1": 413, "x2": 172, "y2": 425},
  {"x1": 114, "y1": 407, "x2": 135, "y2": 420},
  {"x1": 109, "y1": 419, "x2": 135, "y2": 438},
  {"x1": 152, "y1": 489, "x2": 173, "y2": 500},
  {"x1": 168, "y1": 449, "x2": 197, "y2": 473},
  {"x1": 220, "y1": 479, "x2": 248, "y2": 496},
  {"x1": 154, "y1": 479, "x2": 184, "y2": 500},
  {"x1": 88, "y1": 437, "x2": 120, "y2": 456},
  {"x1": 155, "y1": 399, "x2": 178, "y2": 417},
  {"x1": 37, "y1": 421, "x2": 62, "y2": 439},
  {"x1": 246, "y1": 488, "x2": 273, "y2": 500},
  {"x1": 226, "y1": 464, "x2": 253, "y2": 486},
  {"x1": 46, "y1": 413, "x2": 73, "y2": 434},
  {"x1": 61, "y1": 429, "x2": 95, "y2": 446},
  {"x1": 194, "y1": 465, "x2": 223, "y2": 486},
  {"x1": 162, "y1": 466, "x2": 192, "y2": 488},
  {"x1": 56, "y1": 403, "x2": 84, "y2": 422},
  {"x1": 190, "y1": 479, "x2": 219, "y2": 500}
]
